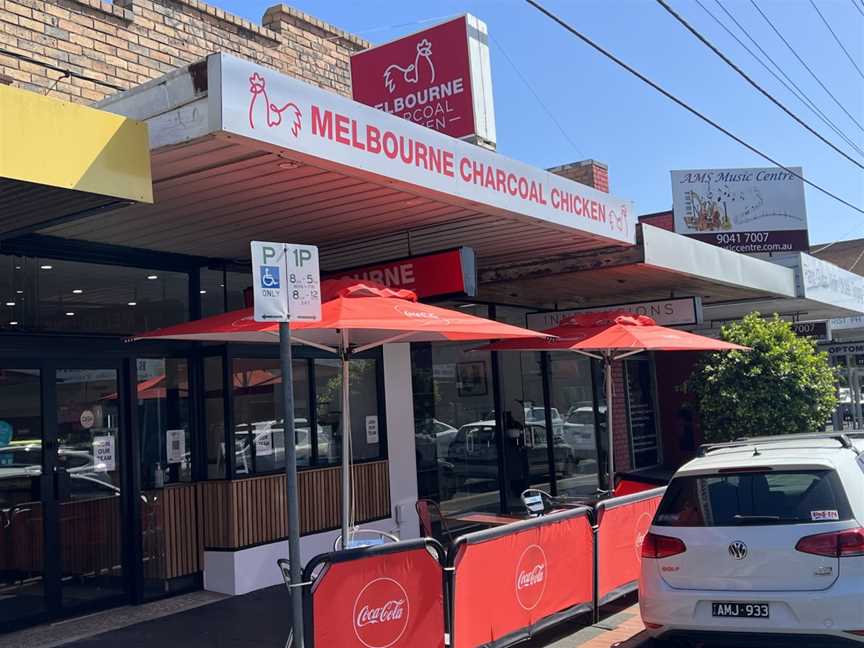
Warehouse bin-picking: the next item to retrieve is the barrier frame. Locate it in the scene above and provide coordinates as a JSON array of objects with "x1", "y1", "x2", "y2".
[
  {"x1": 446, "y1": 506, "x2": 594, "y2": 648},
  {"x1": 301, "y1": 537, "x2": 447, "y2": 647},
  {"x1": 592, "y1": 486, "x2": 666, "y2": 618}
]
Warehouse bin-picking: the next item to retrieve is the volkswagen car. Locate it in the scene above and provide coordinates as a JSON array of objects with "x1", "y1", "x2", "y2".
[{"x1": 640, "y1": 433, "x2": 864, "y2": 646}]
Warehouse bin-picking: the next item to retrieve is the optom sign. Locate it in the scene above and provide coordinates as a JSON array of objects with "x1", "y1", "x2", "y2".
[
  {"x1": 526, "y1": 297, "x2": 702, "y2": 330},
  {"x1": 214, "y1": 54, "x2": 635, "y2": 247},
  {"x1": 250, "y1": 241, "x2": 322, "y2": 323},
  {"x1": 350, "y1": 15, "x2": 496, "y2": 144},
  {"x1": 329, "y1": 247, "x2": 476, "y2": 298},
  {"x1": 671, "y1": 167, "x2": 808, "y2": 253}
]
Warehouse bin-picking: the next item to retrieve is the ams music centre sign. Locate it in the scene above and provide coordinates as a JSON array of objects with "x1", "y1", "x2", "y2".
[{"x1": 350, "y1": 15, "x2": 496, "y2": 144}]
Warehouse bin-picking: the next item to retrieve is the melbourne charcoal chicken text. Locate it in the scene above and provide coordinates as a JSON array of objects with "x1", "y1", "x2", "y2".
[{"x1": 311, "y1": 106, "x2": 621, "y2": 230}]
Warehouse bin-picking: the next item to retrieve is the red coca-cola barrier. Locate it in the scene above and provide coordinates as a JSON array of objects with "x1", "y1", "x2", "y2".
[
  {"x1": 594, "y1": 487, "x2": 666, "y2": 607},
  {"x1": 302, "y1": 538, "x2": 446, "y2": 648},
  {"x1": 613, "y1": 478, "x2": 661, "y2": 497},
  {"x1": 448, "y1": 507, "x2": 594, "y2": 648}
]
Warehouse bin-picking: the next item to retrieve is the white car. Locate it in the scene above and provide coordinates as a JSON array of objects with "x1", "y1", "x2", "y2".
[{"x1": 640, "y1": 433, "x2": 864, "y2": 646}]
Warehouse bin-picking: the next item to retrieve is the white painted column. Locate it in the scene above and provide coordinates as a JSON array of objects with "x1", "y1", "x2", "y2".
[{"x1": 382, "y1": 343, "x2": 420, "y2": 539}]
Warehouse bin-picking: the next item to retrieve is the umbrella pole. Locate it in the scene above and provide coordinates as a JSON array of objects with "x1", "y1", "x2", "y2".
[
  {"x1": 279, "y1": 322, "x2": 305, "y2": 648},
  {"x1": 341, "y1": 329, "x2": 351, "y2": 548},
  {"x1": 605, "y1": 352, "x2": 615, "y2": 493}
]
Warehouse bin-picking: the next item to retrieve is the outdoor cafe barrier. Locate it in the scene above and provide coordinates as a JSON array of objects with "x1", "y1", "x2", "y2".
[
  {"x1": 447, "y1": 507, "x2": 595, "y2": 648},
  {"x1": 594, "y1": 487, "x2": 666, "y2": 610},
  {"x1": 302, "y1": 538, "x2": 447, "y2": 648}
]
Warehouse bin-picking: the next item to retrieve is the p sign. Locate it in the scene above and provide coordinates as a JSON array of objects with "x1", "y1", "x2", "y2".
[{"x1": 251, "y1": 241, "x2": 322, "y2": 322}]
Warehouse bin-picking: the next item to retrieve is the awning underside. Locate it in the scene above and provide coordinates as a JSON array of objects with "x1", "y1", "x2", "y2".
[{"x1": 38, "y1": 135, "x2": 620, "y2": 270}]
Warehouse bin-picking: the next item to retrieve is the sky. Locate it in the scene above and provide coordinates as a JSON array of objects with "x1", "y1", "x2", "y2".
[{"x1": 218, "y1": 0, "x2": 864, "y2": 246}]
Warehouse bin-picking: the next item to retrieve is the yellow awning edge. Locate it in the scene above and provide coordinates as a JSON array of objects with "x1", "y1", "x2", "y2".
[{"x1": 0, "y1": 84, "x2": 153, "y2": 203}]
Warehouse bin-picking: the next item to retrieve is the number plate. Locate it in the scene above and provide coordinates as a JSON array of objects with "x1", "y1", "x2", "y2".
[{"x1": 712, "y1": 602, "x2": 769, "y2": 618}]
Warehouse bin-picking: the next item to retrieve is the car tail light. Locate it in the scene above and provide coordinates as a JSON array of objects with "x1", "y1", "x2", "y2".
[
  {"x1": 644, "y1": 622, "x2": 664, "y2": 630},
  {"x1": 845, "y1": 630, "x2": 864, "y2": 637},
  {"x1": 795, "y1": 528, "x2": 864, "y2": 557},
  {"x1": 641, "y1": 532, "x2": 686, "y2": 559}
]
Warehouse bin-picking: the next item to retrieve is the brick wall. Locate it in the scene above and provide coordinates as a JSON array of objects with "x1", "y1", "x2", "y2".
[
  {"x1": 0, "y1": 0, "x2": 369, "y2": 103},
  {"x1": 638, "y1": 210, "x2": 674, "y2": 232},
  {"x1": 548, "y1": 159, "x2": 610, "y2": 193}
]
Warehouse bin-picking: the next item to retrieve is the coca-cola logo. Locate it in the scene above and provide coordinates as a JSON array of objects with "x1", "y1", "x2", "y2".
[
  {"x1": 515, "y1": 544, "x2": 547, "y2": 611},
  {"x1": 353, "y1": 577, "x2": 410, "y2": 648},
  {"x1": 634, "y1": 512, "x2": 652, "y2": 561}
]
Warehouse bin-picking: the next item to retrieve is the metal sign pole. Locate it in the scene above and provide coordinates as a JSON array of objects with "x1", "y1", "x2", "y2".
[{"x1": 280, "y1": 321, "x2": 305, "y2": 647}]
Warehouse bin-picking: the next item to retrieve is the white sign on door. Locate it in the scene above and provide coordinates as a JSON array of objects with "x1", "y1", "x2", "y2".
[
  {"x1": 365, "y1": 415, "x2": 379, "y2": 444},
  {"x1": 166, "y1": 429, "x2": 185, "y2": 464},
  {"x1": 251, "y1": 241, "x2": 322, "y2": 323},
  {"x1": 92, "y1": 435, "x2": 115, "y2": 472}
]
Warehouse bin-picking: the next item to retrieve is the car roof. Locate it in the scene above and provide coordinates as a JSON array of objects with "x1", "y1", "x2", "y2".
[{"x1": 679, "y1": 436, "x2": 861, "y2": 476}]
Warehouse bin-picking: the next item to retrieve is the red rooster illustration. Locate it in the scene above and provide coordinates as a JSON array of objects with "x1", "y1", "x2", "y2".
[
  {"x1": 383, "y1": 38, "x2": 435, "y2": 94},
  {"x1": 248, "y1": 72, "x2": 301, "y2": 136}
]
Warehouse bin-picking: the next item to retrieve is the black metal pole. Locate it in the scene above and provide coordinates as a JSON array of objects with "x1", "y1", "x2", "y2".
[{"x1": 280, "y1": 321, "x2": 305, "y2": 647}]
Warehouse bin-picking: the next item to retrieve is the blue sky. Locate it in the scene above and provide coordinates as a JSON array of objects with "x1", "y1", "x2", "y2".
[{"x1": 220, "y1": 0, "x2": 863, "y2": 246}]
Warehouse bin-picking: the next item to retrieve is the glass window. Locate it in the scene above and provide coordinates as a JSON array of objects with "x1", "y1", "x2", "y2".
[
  {"x1": 204, "y1": 356, "x2": 226, "y2": 479},
  {"x1": 137, "y1": 359, "x2": 191, "y2": 488},
  {"x1": 200, "y1": 268, "x2": 227, "y2": 317},
  {"x1": 412, "y1": 304, "x2": 499, "y2": 514},
  {"x1": 0, "y1": 254, "x2": 188, "y2": 334},
  {"x1": 232, "y1": 357, "x2": 311, "y2": 474},
  {"x1": 226, "y1": 270, "x2": 252, "y2": 312},
  {"x1": 314, "y1": 358, "x2": 382, "y2": 467},
  {"x1": 626, "y1": 357, "x2": 661, "y2": 469},
  {"x1": 655, "y1": 470, "x2": 852, "y2": 527}
]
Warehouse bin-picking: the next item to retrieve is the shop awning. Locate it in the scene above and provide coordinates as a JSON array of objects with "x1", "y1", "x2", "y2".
[
  {"x1": 35, "y1": 53, "x2": 635, "y2": 269},
  {"x1": 0, "y1": 85, "x2": 153, "y2": 238},
  {"x1": 477, "y1": 224, "x2": 798, "y2": 308}
]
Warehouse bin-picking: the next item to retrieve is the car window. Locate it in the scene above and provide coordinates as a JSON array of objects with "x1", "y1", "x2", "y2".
[{"x1": 654, "y1": 469, "x2": 853, "y2": 527}]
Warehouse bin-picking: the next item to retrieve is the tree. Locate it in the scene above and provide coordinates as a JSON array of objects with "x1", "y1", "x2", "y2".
[{"x1": 683, "y1": 312, "x2": 837, "y2": 443}]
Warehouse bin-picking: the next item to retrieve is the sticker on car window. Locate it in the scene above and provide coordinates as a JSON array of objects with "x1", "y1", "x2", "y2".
[{"x1": 811, "y1": 510, "x2": 840, "y2": 521}]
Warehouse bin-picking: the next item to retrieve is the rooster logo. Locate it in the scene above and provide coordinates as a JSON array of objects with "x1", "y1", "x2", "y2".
[
  {"x1": 383, "y1": 38, "x2": 435, "y2": 94},
  {"x1": 248, "y1": 72, "x2": 301, "y2": 136}
]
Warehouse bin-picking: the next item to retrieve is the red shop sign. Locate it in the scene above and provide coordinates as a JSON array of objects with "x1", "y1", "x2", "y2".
[
  {"x1": 329, "y1": 247, "x2": 476, "y2": 299},
  {"x1": 451, "y1": 511, "x2": 594, "y2": 647},
  {"x1": 351, "y1": 16, "x2": 477, "y2": 139},
  {"x1": 311, "y1": 546, "x2": 445, "y2": 648}
]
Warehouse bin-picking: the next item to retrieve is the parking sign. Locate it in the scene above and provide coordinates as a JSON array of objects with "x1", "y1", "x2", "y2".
[{"x1": 251, "y1": 241, "x2": 321, "y2": 322}]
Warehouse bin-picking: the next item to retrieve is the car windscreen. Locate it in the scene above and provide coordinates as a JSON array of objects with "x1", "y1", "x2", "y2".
[{"x1": 654, "y1": 469, "x2": 853, "y2": 527}]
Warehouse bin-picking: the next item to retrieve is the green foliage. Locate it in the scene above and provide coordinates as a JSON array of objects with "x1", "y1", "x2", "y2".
[{"x1": 683, "y1": 312, "x2": 838, "y2": 443}]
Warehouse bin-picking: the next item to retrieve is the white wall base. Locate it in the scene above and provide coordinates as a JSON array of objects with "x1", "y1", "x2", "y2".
[{"x1": 203, "y1": 517, "x2": 401, "y2": 596}]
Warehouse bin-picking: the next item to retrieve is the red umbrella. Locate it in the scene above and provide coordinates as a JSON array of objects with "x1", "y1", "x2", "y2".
[
  {"x1": 135, "y1": 278, "x2": 551, "y2": 543},
  {"x1": 481, "y1": 311, "x2": 747, "y2": 488}
]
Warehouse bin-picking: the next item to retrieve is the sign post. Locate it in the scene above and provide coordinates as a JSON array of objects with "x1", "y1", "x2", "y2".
[{"x1": 251, "y1": 241, "x2": 321, "y2": 648}]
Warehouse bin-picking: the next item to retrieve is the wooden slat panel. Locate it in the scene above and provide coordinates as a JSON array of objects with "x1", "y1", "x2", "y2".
[
  {"x1": 142, "y1": 484, "x2": 200, "y2": 580},
  {"x1": 197, "y1": 461, "x2": 390, "y2": 550}
]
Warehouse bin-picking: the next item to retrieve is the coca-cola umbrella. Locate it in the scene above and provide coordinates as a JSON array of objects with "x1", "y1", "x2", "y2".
[
  {"x1": 134, "y1": 279, "x2": 552, "y2": 544},
  {"x1": 479, "y1": 311, "x2": 748, "y2": 490}
]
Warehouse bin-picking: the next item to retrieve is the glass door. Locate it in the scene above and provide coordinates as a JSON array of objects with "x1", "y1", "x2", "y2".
[
  {"x1": 0, "y1": 366, "x2": 46, "y2": 627},
  {"x1": 53, "y1": 366, "x2": 125, "y2": 613},
  {"x1": 625, "y1": 358, "x2": 662, "y2": 470}
]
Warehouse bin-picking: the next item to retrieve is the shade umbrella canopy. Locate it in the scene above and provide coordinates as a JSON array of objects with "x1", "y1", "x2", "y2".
[
  {"x1": 134, "y1": 278, "x2": 551, "y2": 545},
  {"x1": 480, "y1": 311, "x2": 748, "y2": 491},
  {"x1": 135, "y1": 279, "x2": 550, "y2": 351}
]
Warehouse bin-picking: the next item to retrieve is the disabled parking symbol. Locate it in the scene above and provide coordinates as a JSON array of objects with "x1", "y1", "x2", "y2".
[{"x1": 260, "y1": 265, "x2": 280, "y2": 289}]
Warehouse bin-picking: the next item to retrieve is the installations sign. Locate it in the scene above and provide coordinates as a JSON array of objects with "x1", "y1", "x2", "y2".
[
  {"x1": 526, "y1": 297, "x2": 702, "y2": 330},
  {"x1": 671, "y1": 167, "x2": 808, "y2": 253},
  {"x1": 213, "y1": 53, "x2": 635, "y2": 247},
  {"x1": 350, "y1": 15, "x2": 495, "y2": 143},
  {"x1": 250, "y1": 241, "x2": 322, "y2": 323}
]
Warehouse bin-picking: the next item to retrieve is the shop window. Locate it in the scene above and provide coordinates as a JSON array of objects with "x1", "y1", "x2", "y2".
[
  {"x1": 137, "y1": 358, "x2": 192, "y2": 488},
  {"x1": 204, "y1": 356, "x2": 226, "y2": 479},
  {"x1": 0, "y1": 254, "x2": 188, "y2": 334},
  {"x1": 314, "y1": 358, "x2": 383, "y2": 467},
  {"x1": 411, "y1": 304, "x2": 499, "y2": 514},
  {"x1": 625, "y1": 357, "x2": 661, "y2": 470},
  {"x1": 226, "y1": 270, "x2": 253, "y2": 311},
  {"x1": 547, "y1": 354, "x2": 601, "y2": 498},
  {"x1": 200, "y1": 268, "x2": 227, "y2": 317},
  {"x1": 232, "y1": 357, "x2": 311, "y2": 474}
]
